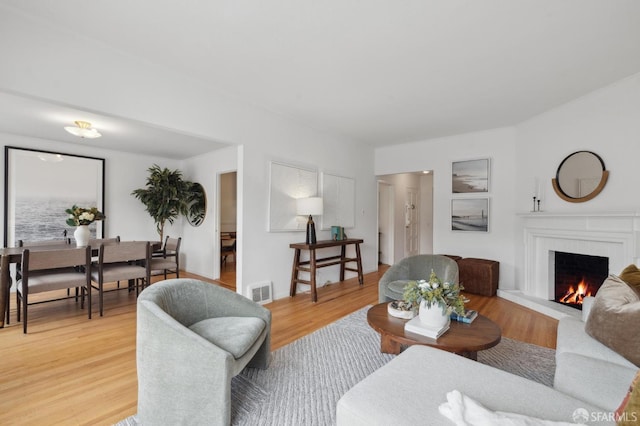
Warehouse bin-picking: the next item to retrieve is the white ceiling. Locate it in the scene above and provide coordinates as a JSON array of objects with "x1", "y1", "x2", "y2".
[
  {"x1": 0, "y1": 91, "x2": 229, "y2": 159},
  {"x1": 1, "y1": 0, "x2": 640, "y2": 153}
]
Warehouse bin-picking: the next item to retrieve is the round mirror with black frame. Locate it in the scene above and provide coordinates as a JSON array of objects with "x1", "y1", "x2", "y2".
[
  {"x1": 551, "y1": 151, "x2": 608, "y2": 203},
  {"x1": 186, "y1": 182, "x2": 206, "y2": 226}
]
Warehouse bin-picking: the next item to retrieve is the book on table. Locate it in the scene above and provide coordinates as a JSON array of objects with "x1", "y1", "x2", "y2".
[
  {"x1": 450, "y1": 309, "x2": 478, "y2": 324},
  {"x1": 331, "y1": 226, "x2": 345, "y2": 241},
  {"x1": 404, "y1": 316, "x2": 450, "y2": 339}
]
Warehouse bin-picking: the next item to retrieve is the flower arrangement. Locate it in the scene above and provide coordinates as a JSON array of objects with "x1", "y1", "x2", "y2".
[
  {"x1": 65, "y1": 205, "x2": 105, "y2": 226},
  {"x1": 403, "y1": 269, "x2": 466, "y2": 315}
]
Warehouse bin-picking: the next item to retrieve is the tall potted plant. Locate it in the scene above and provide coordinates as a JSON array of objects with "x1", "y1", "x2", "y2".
[{"x1": 131, "y1": 165, "x2": 201, "y2": 241}]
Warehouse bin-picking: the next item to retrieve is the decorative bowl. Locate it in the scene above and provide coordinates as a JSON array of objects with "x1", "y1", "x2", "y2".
[{"x1": 387, "y1": 300, "x2": 415, "y2": 319}]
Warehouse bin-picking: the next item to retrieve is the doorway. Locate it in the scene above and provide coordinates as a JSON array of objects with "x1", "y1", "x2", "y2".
[
  {"x1": 377, "y1": 172, "x2": 433, "y2": 264},
  {"x1": 404, "y1": 186, "x2": 419, "y2": 257},
  {"x1": 218, "y1": 171, "x2": 237, "y2": 289},
  {"x1": 377, "y1": 181, "x2": 394, "y2": 265}
]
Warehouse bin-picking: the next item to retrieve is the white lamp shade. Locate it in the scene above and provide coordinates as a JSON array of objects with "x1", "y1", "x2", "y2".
[{"x1": 296, "y1": 197, "x2": 323, "y2": 216}]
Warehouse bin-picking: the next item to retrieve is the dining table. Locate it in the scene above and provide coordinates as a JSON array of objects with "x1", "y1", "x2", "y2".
[{"x1": 0, "y1": 240, "x2": 162, "y2": 328}]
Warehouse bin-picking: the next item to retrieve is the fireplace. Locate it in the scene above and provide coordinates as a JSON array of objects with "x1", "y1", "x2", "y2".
[
  {"x1": 501, "y1": 212, "x2": 640, "y2": 319},
  {"x1": 553, "y1": 251, "x2": 608, "y2": 310}
]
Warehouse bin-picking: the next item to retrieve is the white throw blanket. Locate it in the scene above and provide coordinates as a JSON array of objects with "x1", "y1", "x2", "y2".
[{"x1": 438, "y1": 390, "x2": 586, "y2": 426}]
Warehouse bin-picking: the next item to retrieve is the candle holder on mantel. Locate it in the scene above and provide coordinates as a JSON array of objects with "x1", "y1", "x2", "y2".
[{"x1": 531, "y1": 197, "x2": 543, "y2": 212}]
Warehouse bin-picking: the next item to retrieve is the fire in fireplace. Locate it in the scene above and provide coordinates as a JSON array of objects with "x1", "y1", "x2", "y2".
[{"x1": 554, "y1": 251, "x2": 608, "y2": 310}]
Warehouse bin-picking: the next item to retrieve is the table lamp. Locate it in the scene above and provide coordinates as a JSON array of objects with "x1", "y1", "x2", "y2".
[{"x1": 296, "y1": 197, "x2": 323, "y2": 244}]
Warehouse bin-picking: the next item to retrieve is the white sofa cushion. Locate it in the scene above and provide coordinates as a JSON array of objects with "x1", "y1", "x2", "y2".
[
  {"x1": 555, "y1": 315, "x2": 638, "y2": 412},
  {"x1": 336, "y1": 345, "x2": 613, "y2": 426},
  {"x1": 556, "y1": 316, "x2": 636, "y2": 369},
  {"x1": 555, "y1": 351, "x2": 637, "y2": 413}
]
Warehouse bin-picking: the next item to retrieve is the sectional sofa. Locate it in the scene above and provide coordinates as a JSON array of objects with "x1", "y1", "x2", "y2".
[{"x1": 338, "y1": 275, "x2": 639, "y2": 425}]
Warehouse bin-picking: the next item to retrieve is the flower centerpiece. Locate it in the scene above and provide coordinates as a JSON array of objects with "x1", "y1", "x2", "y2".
[
  {"x1": 403, "y1": 269, "x2": 467, "y2": 328},
  {"x1": 65, "y1": 205, "x2": 105, "y2": 226},
  {"x1": 65, "y1": 205, "x2": 105, "y2": 247}
]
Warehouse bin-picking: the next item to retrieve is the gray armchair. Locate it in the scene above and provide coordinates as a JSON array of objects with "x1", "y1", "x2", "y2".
[
  {"x1": 378, "y1": 254, "x2": 459, "y2": 303},
  {"x1": 136, "y1": 278, "x2": 271, "y2": 426}
]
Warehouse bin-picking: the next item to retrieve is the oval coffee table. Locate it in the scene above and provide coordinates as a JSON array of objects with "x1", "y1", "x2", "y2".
[{"x1": 367, "y1": 302, "x2": 501, "y2": 360}]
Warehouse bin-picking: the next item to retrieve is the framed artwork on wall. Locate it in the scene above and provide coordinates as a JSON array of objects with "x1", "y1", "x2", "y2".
[
  {"x1": 452, "y1": 158, "x2": 490, "y2": 193},
  {"x1": 268, "y1": 161, "x2": 318, "y2": 232},
  {"x1": 4, "y1": 146, "x2": 105, "y2": 247},
  {"x1": 320, "y1": 172, "x2": 355, "y2": 230},
  {"x1": 451, "y1": 198, "x2": 489, "y2": 232}
]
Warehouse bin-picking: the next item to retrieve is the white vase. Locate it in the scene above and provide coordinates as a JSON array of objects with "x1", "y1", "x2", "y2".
[
  {"x1": 74, "y1": 225, "x2": 90, "y2": 247},
  {"x1": 418, "y1": 300, "x2": 450, "y2": 329}
]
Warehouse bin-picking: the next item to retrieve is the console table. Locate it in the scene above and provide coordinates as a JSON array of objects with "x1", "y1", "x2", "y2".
[{"x1": 289, "y1": 238, "x2": 364, "y2": 302}]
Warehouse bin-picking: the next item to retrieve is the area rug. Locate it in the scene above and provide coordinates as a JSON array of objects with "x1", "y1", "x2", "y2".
[{"x1": 117, "y1": 306, "x2": 555, "y2": 426}]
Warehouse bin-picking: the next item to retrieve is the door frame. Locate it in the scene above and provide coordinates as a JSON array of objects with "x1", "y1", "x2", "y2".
[
  {"x1": 377, "y1": 180, "x2": 394, "y2": 265},
  {"x1": 215, "y1": 169, "x2": 237, "y2": 282},
  {"x1": 404, "y1": 186, "x2": 420, "y2": 258}
]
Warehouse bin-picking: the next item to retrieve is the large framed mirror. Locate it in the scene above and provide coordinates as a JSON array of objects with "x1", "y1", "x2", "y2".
[
  {"x1": 186, "y1": 182, "x2": 206, "y2": 226},
  {"x1": 551, "y1": 151, "x2": 608, "y2": 203}
]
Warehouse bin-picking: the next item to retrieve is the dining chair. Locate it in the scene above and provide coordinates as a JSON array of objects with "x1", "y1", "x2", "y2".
[
  {"x1": 220, "y1": 238, "x2": 236, "y2": 266},
  {"x1": 150, "y1": 236, "x2": 181, "y2": 279},
  {"x1": 88, "y1": 236, "x2": 121, "y2": 285},
  {"x1": 16, "y1": 246, "x2": 92, "y2": 333},
  {"x1": 150, "y1": 235, "x2": 173, "y2": 258},
  {"x1": 88, "y1": 236, "x2": 120, "y2": 248},
  {"x1": 12, "y1": 238, "x2": 74, "y2": 324},
  {"x1": 17, "y1": 238, "x2": 73, "y2": 280},
  {"x1": 90, "y1": 241, "x2": 151, "y2": 316},
  {"x1": 18, "y1": 238, "x2": 71, "y2": 247}
]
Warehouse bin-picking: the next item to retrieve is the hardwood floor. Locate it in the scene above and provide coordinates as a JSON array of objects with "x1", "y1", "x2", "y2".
[{"x1": 0, "y1": 265, "x2": 557, "y2": 425}]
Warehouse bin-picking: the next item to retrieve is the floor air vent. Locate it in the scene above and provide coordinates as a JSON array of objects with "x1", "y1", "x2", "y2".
[{"x1": 247, "y1": 281, "x2": 272, "y2": 304}]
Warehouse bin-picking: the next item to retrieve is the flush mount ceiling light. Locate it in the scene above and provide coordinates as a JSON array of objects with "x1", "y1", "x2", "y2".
[{"x1": 64, "y1": 120, "x2": 102, "y2": 139}]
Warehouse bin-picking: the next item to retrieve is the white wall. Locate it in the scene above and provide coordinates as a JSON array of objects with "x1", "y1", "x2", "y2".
[
  {"x1": 181, "y1": 145, "x2": 238, "y2": 280},
  {"x1": 375, "y1": 127, "x2": 518, "y2": 289},
  {"x1": 513, "y1": 72, "x2": 640, "y2": 285},
  {"x1": 235, "y1": 116, "x2": 377, "y2": 300},
  {"x1": 515, "y1": 73, "x2": 640, "y2": 214},
  {"x1": 374, "y1": 72, "x2": 640, "y2": 293},
  {"x1": 419, "y1": 173, "x2": 434, "y2": 255}
]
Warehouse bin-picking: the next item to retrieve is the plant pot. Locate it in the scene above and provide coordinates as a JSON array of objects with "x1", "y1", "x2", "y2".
[
  {"x1": 418, "y1": 300, "x2": 450, "y2": 329},
  {"x1": 74, "y1": 225, "x2": 90, "y2": 247}
]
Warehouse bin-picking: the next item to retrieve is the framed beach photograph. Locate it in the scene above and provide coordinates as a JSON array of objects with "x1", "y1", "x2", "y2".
[
  {"x1": 4, "y1": 146, "x2": 105, "y2": 247},
  {"x1": 451, "y1": 198, "x2": 489, "y2": 232},
  {"x1": 452, "y1": 158, "x2": 490, "y2": 193}
]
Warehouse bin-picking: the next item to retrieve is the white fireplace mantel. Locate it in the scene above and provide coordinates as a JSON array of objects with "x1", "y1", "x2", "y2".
[{"x1": 503, "y1": 212, "x2": 640, "y2": 318}]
